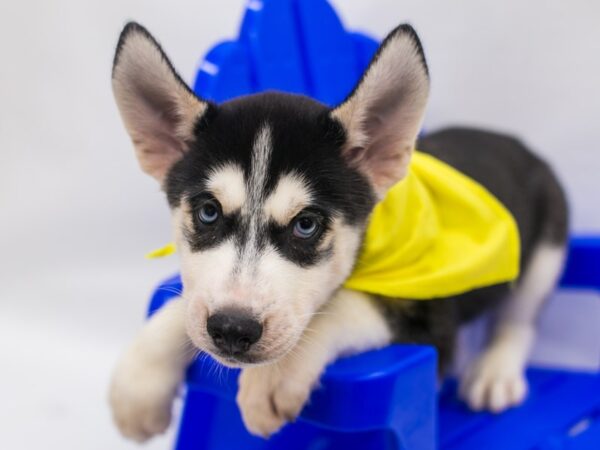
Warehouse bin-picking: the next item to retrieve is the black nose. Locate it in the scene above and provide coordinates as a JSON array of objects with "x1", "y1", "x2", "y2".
[{"x1": 206, "y1": 310, "x2": 263, "y2": 355}]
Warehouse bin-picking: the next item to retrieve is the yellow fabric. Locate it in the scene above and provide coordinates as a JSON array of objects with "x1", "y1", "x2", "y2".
[
  {"x1": 146, "y1": 242, "x2": 176, "y2": 259},
  {"x1": 342, "y1": 151, "x2": 520, "y2": 299},
  {"x1": 148, "y1": 151, "x2": 520, "y2": 300}
]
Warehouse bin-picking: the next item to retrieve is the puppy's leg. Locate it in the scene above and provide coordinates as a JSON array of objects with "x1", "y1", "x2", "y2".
[
  {"x1": 109, "y1": 299, "x2": 194, "y2": 442},
  {"x1": 237, "y1": 289, "x2": 391, "y2": 437},
  {"x1": 460, "y1": 242, "x2": 566, "y2": 412}
]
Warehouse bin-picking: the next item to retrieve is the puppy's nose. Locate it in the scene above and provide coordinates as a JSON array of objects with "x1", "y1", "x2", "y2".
[{"x1": 206, "y1": 310, "x2": 263, "y2": 355}]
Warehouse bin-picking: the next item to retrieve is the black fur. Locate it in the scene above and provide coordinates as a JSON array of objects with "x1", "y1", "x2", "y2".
[
  {"x1": 375, "y1": 128, "x2": 569, "y2": 372},
  {"x1": 419, "y1": 128, "x2": 569, "y2": 260},
  {"x1": 163, "y1": 25, "x2": 426, "y2": 268},
  {"x1": 165, "y1": 92, "x2": 375, "y2": 267},
  {"x1": 185, "y1": 193, "x2": 241, "y2": 252},
  {"x1": 269, "y1": 211, "x2": 335, "y2": 267}
]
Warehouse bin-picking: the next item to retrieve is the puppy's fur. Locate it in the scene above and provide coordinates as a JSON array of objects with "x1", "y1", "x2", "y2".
[{"x1": 109, "y1": 23, "x2": 568, "y2": 441}]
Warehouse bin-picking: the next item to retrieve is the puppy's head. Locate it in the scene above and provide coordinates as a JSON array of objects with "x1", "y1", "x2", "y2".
[{"x1": 112, "y1": 23, "x2": 429, "y2": 367}]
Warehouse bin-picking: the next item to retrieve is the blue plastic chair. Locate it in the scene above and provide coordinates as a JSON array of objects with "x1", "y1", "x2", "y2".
[{"x1": 149, "y1": 1, "x2": 600, "y2": 448}]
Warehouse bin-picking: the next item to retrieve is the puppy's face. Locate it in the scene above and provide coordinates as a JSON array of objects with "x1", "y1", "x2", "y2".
[
  {"x1": 112, "y1": 23, "x2": 428, "y2": 366},
  {"x1": 166, "y1": 95, "x2": 374, "y2": 365}
]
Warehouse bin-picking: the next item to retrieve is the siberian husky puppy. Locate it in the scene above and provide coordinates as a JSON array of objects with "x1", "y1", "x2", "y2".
[{"x1": 109, "y1": 22, "x2": 568, "y2": 441}]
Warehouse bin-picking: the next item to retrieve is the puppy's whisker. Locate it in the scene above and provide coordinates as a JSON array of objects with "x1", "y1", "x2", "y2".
[{"x1": 295, "y1": 311, "x2": 334, "y2": 321}]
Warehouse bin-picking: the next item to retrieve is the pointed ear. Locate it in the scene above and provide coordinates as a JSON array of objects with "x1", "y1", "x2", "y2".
[
  {"x1": 331, "y1": 24, "x2": 430, "y2": 198},
  {"x1": 112, "y1": 22, "x2": 209, "y2": 183}
]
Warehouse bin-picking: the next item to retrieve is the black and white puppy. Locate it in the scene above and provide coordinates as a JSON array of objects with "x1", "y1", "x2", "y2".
[{"x1": 109, "y1": 22, "x2": 568, "y2": 441}]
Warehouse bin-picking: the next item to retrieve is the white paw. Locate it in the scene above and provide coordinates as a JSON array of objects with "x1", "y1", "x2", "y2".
[
  {"x1": 109, "y1": 351, "x2": 181, "y2": 442},
  {"x1": 236, "y1": 365, "x2": 313, "y2": 437},
  {"x1": 459, "y1": 349, "x2": 528, "y2": 413}
]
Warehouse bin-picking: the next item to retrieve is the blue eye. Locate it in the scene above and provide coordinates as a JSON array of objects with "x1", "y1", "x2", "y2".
[
  {"x1": 293, "y1": 216, "x2": 319, "y2": 239},
  {"x1": 198, "y1": 201, "x2": 220, "y2": 224}
]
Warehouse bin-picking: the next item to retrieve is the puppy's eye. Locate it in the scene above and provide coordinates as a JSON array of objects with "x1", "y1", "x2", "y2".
[
  {"x1": 292, "y1": 216, "x2": 319, "y2": 239},
  {"x1": 198, "y1": 200, "x2": 220, "y2": 225}
]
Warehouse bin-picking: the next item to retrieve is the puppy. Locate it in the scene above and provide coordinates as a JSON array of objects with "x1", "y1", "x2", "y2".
[{"x1": 108, "y1": 22, "x2": 568, "y2": 441}]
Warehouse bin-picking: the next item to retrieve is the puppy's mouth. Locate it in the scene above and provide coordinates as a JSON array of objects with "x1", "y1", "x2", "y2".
[
  {"x1": 210, "y1": 351, "x2": 262, "y2": 368},
  {"x1": 201, "y1": 337, "x2": 299, "y2": 368}
]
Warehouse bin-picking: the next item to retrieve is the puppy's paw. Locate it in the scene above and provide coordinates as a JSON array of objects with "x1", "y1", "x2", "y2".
[
  {"x1": 236, "y1": 365, "x2": 313, "y2": 438},
  {"x1": 459, "y1": 348, "x2": 527, "y2": 413},
  {"x1": 109, "y1": 351, "x2": 181, "y2": 442}
]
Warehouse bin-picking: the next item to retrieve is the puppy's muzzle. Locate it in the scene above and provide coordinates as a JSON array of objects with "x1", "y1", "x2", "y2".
[{"x1": 207, "y1": 309, "x2": 263, "y2": 355}]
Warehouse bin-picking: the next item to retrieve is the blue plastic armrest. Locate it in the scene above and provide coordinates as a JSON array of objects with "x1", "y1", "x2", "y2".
[{"x1": 559, "y1": 236, "x2": 600, "y2": 291}]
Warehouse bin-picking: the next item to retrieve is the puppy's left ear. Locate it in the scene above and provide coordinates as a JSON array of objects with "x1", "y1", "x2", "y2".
[
  {"x1": 331, "y1": 25, "x2": 429, "y2": 198},
  {"x1": 112, "y1": 22, "x2": 209, "y2": 183}
]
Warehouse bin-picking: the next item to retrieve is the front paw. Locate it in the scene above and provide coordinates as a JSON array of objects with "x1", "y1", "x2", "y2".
[
  {"x1": 109, "y1": 351, "x2": 181, "y2": 442},
  {"x1": 236, "y1": 365, "x2": 313, "y2": 437}
]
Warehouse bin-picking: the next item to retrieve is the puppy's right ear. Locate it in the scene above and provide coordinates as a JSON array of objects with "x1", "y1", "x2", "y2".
[{"x1": 112, "y1": 22, "x2": 209, "y2": 183}]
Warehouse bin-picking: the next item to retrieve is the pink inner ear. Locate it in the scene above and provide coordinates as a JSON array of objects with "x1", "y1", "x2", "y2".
[
  {"x1": 132, "y1": 127, "x2": 185, "y2": 181},
  {"x1": 122, "y1": 94, "x2": 188, "y2": 180},
  {"x1": 364, "y1": 147, "x2": 412, "y2": 194},
  {"x1": 112, "y1": 26, "x2": 207, "y2": 183},
  {"x1": 343, "y1": 140, "x2": 412, "y2": 197},
  {"x1": 345, "y1": 146, "x2": 368, "y2": 167}
]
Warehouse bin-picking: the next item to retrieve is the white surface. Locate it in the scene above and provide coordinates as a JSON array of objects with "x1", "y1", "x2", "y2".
[
  {"x1": 0, "y1": 1, "x2": 599, "y2": 449},
  {"x1": 0, "y1": 263, "x2": 179, "y2": 450}
]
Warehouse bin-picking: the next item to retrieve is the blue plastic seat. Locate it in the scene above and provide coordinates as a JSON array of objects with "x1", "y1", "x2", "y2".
[{"x1": 148, "y1": 1, "x2": 600, "y2": 448}]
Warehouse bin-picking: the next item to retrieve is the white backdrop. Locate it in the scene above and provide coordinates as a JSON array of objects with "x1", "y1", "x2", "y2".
[{"x1": 1, "y1": 1, "x2": 598, "y2": 449}]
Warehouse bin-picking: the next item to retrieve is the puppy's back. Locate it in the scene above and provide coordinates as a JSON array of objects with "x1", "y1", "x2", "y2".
[{"x1": 418, "y1": 127, "x2": 568, "y2": 269}]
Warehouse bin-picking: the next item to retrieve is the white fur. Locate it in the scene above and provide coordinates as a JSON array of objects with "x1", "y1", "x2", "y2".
[
  {"x1": 236, "y1": 124, "x2": 272, "y2": 270},
  {"x1": 206, "y1": 164, "x2": 246, "y2": 214},
  {"x1": 460, "y1": 243, "x2": 566, "y2": 412},
  {"x1": 263, "y1": 173, "x2": 312, "y2": 225},
  {"x1": 237, "y1": 288, "x2": 392, "y2": 437},
  {"x1": 109, "y1": 299, "x2": 194, "y2": 442},
  {"x1": 109, "y1": 205, "x2": 368, "y2": 440},
  {"x1": 178, "y1": 217, "x2": 362, "y2": 365},
  {"x1": 248, "y1": 124, "x2": 272, "y2": 208}
]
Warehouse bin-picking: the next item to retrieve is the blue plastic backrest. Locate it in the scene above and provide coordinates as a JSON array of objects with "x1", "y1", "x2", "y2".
[{"x1": 193, "y1": 0, "x2": 378, "y2": 105}]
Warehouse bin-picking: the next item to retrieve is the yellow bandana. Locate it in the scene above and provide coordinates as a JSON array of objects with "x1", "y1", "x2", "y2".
[
  {"x1": 145, "y1": 242, "x2": 177, "y2": 259},
  {"x1": 148, "y1": 151, "x2": 520, "y2": 300},
  {"x1": 342, "y1": 151, "x2": 520, "y2": 299}
]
